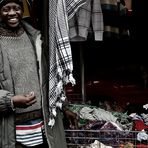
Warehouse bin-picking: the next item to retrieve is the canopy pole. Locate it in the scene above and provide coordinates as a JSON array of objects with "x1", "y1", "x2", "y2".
[{"x1": 79, "y1": 43, "x2": 86, "y2": 103}]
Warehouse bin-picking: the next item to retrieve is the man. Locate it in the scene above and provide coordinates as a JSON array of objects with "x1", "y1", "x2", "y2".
[{"x1": 0, "y1": 0, "x2": 77, "y2": 147}]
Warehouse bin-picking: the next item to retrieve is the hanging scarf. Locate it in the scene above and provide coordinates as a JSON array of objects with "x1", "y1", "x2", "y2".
[{"x1": 48, "y1": 0, "x2": 89, "y2": 127}]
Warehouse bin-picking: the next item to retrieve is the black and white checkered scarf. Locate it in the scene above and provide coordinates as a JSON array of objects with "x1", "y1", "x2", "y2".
[{"x1": 48, "y1": 0, "x2": 88, "y2": 127}]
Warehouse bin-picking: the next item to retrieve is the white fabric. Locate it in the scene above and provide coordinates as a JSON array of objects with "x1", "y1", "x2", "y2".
[{"x1": 79, "y1": 107, "x2": 117, "y2": 122}]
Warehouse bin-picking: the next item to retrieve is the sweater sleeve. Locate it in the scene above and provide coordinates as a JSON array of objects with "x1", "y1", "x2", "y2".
[{"x1": 0, "y1": 90, "x2": 14, "y2": 113}]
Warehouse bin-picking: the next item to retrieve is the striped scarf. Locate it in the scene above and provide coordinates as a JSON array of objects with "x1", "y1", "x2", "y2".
[{"x1": 48, "y1": 0, "x2": 88, "y2": 127}]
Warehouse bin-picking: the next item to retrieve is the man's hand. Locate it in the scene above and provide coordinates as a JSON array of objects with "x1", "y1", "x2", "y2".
[
  {"x1": 64, "y1": 108, "x2": 78, "y2": 129},
  {"x1": 11, "y1": 92, "x2": 36, "y2": 108}
]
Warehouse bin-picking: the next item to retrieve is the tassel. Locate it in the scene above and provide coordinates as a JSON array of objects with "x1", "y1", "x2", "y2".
[
  {"x1": 64, "y1": 73, "x2": 76, "y2": 85},
  {"x1": 69, "y1": 73, "x2": 76, "y2": 86},
  {"x1": 48, "y1": 118, "x2": 55, "y2": 127},
  {"x1": 56, "y1": 102, "x2": 62, "y2": 109},
  {"x1": 61, "y1": 95, "x2": 66, "y2": 101},
  {"x1": 56, "y1": 80, "x2": 63, "y2": 95},
  {"x1": 52, "y1": 108, "x2": 57, "y2": 117}
]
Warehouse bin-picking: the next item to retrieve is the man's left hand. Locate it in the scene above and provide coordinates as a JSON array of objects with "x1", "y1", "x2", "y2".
[{"x1": 63, "y1": 108, "x2": 78, "y2": 129}]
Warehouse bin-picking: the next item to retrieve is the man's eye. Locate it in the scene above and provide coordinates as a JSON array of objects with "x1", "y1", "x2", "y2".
[
  {"x1": 14, "y1": 6, "x2": 21, "y2": 11},
  {"x1": 2, "y1": 8, "x2": 9, "y2": 12}
]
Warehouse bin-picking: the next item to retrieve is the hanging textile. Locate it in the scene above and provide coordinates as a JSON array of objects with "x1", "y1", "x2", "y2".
[
  {"x1": 48, "y1": 0, "x2": 88, "y2": 127},
  {"x1": 69, "y1": 0, "x2": 104, "y2": 41},
  {"x1": 100, "y1": 0, "x2": 129, "y2": 40}
]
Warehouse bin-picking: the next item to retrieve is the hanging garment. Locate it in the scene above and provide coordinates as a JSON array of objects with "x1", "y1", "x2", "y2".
[
  {"x1": 100, "y1": 0, "x2": 129, "y2": 40},
  {"x1": 66, "y1": 0, "x2": 89, "y2": 20},
  {"x1": 69, "y1": 0, "x2": 104, "y2": 41},
  {"x1": 48, "y1": 0, "x2": 87, "y2": 127}
]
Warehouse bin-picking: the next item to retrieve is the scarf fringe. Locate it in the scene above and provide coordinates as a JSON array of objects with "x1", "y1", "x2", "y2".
[
  {"x1": 64, "y1": 73, "x2": 76, "y2": 86},
  {"x1": 48, "y1": 71, "x2": 76, "y2": 128},
  {"x1": 48, "y1": 118, "x2": 55, "y2": 127}
]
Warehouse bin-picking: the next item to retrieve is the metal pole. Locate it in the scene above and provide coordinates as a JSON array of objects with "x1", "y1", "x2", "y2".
[{"x1": 79, "y1": 43, "x2": 86, "y2": 103}]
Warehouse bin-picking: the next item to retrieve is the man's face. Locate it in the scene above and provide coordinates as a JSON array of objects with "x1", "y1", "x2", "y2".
[{"x1": 0, "y1": 2, "x2": 23, "y2": 28}]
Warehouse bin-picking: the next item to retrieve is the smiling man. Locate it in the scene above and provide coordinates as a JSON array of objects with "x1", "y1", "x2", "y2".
[
  {"x1": 0, "y1": 0, "x2": 78, "y2": 148},
  {"x1": 0, "y1": 0, "x2": 23, "y2": 28}
]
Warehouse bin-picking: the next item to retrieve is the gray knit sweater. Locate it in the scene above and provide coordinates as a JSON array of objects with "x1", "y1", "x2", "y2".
[{"x1": 0, "y1": 31, "x2": 41, "y2": 114}]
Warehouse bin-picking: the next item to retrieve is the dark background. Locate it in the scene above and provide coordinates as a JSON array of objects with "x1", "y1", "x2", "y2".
[{"x1": 69, "y1": 0, "x2": 148, "y2": 106}]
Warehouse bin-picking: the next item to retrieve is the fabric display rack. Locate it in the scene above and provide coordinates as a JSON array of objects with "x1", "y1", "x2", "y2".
[
  {"x1": 65, "y1": 130, "x2": 148, "y2": 148},
  {"x1": 64, "y1": 104, "x2": 148, "y2": 148}
]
